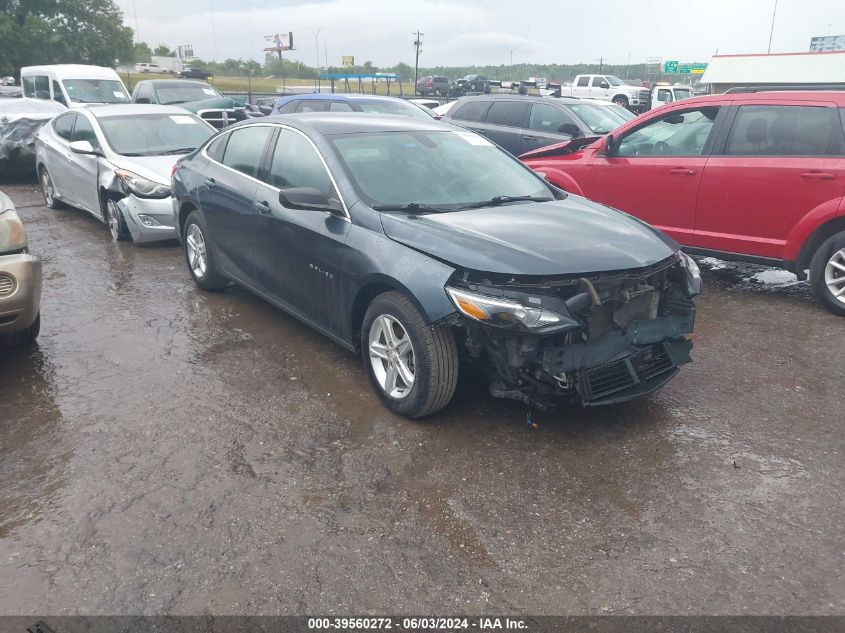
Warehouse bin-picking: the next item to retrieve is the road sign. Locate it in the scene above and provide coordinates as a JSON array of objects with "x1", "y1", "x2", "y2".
[
  {"x1": 663, "y1": 60, "x2": 678, "y2": 74},
  {"x1": 342, "y1": 56, "x2": 354, "y2": 68},
  {"x1": 663, "y1": 61, "x2": 707, "y2": 74}
]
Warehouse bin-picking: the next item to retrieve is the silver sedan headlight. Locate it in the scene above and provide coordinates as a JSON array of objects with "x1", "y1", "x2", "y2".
[
  {"x1": 115, "y1": 169, "x2": 171, "y2": 199},
  {"x1": 678, "y1": 250, "x2": 702, "y2": 296},
  {"x1": 446, "y1": 286, "x2": 571, "y2": 331}
]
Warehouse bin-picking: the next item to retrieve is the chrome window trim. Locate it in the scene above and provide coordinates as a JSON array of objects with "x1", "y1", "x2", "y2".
[{"x1": 200, "y1": 122, "x2": 351, "y2": 222}]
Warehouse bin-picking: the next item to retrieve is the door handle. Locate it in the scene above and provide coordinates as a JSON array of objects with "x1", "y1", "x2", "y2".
[
  {"x1": 254, "y1": 200, "x2": 271, "y2": 214},
  {"x1": 800, "y1": 171, "x2": 836, "y2": 180},
  {"x1": 669, "y1": 167, "x2": 696, "y2": 176},
  {"x1": 64, "y1": 153, "x2": 73, "y2": 162},
  {"x1": 206, "y1": 178, "x2": 217, "y2": 189},
  {"x1": 522, "y1": 134, "x2": 537, "y2": 141}
]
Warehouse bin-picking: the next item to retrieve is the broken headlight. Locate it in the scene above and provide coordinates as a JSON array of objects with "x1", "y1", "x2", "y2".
[
  {"x1": 677, "y1": 250, "x2": 702, "y2": 297},
  {"x1": 115, "y1": 169, "x2": 171, "y2": 199},
  {"x1": 446, "y1": 286, "x2": 573, "y2": 332}
]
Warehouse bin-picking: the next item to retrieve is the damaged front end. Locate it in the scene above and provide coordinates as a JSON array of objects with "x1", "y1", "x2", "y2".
[{"x1": 445, "y1": 252, "x2": 701, "y2": 410}]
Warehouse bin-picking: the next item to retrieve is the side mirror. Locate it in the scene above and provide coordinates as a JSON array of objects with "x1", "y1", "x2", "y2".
[
  {"x1": 558, "y1": 123, "x2": 582, "y2": 137},
  {"x1": 599, "y1": 82, "x2": 609, "y2": 89},
  {"x1": 604, "y1": 134, "x2": 616, "y2": 155},
  {"x1": 69, "y1": 140, "x2": 98, "y2": 155},
  {"x1": 279, "y1": 187, "x2": 342, "y2": 214}
]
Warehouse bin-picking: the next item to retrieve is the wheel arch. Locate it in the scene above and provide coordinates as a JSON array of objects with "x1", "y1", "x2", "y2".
[
  {"x1": 178, "y1": 200, "x2": 199, "y2": 238},
  {"x1": 612, "y1": 93, "x2": 629, "y2": 104},
  {"x1": 795, "y1": 215, "x2": 845, "y2": 273}
]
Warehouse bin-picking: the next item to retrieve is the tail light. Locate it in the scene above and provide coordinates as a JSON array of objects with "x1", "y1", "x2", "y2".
[{"x1": 171, "y1": 164, "x2": 178, "y2": 178}]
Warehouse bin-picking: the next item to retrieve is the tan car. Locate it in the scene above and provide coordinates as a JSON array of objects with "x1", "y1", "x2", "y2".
[{"x1": 0, "y1": 190, "x2": 41, "y2": 344}]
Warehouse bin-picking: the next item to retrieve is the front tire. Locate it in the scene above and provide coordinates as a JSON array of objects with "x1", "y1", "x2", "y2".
[
  {"x1": 105, "y1": 198, "x2": 131, "y2": 241},
  {"x1": 183, "y1": 211, "x2": 228, "y2": 291},
  {"x1": 810, "y1": 231, "x2": 845, "y2": 316},
  {"x1": 613, "y1": 95, "x2": 629, "y2": 108},
  {"x1": 39, "y1": 167, "x2": 63, "y2": 209},
  {"x1": 362, "y1": 291, "x2": 458, "y2": 418}
]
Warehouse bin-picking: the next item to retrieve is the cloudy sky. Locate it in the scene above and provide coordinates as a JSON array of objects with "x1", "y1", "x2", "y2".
[{"x1": 114, "y1": 0, "x2": 844, "y2": 67}]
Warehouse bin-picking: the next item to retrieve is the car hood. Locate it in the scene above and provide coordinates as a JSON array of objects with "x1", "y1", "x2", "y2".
[
  {"x1": 379, "y1": 197, "x2": 678, "y2": 276},
  {"x1": 174, "y1": 96, "x2": 236, "y2": 112},
  {"x1": 112, "y1": 155, "x2": 180, "y2": 184}
]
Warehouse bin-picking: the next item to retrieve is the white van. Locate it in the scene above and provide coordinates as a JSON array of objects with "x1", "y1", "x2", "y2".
[{"x1": 20, "y1": 65, "x2": 130, "y2": 108}]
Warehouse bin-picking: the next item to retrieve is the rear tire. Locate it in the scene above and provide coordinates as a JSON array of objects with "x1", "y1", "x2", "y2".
[
  {"x1": 183, "y1": 211, "x2": 228, "y2": 291},
  {"x1": 809, "y1": 230, "x2": 845, "y2": 316},
  {"x1": 362, "y1": 291, "x2": 458, "y2": 418}
]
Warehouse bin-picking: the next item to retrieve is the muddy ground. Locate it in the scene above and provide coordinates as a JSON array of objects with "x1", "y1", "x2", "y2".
[{"x1": 0, "y1": 180, "x2": 842, "y2": 616}]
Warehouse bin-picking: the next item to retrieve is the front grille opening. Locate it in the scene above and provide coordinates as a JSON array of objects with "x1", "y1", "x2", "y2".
[
  {"x1": 583, "y1": 344, "x2": 675, "y2": 401},
  {"x1": 0, "y1": 273, "x2": 15, "y2": 296}
]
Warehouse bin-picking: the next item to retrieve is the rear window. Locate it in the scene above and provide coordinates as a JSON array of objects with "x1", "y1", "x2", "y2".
[
  {"x1": 485, "y1": 101, "x2": 530, "y2": 128},
  {"x1": 53, "y1": 112, "x2": 76, "y2": 140},
  {"x1": 724, "y1": 105, "x2": 843, "y2": 156},
  {"x1": 451, "y1": 100, "x2": 490, "y2": 123},
  {"x1": 221, "y1": 125, "x2": 273, "y2": 178},
  {"x1": 576, "y1": 76, "x2": 590, "y2": 87},
  {"x1": 295, "y1": 100, "x2": 329, "y2": 113},
  {"x1": 434, "y1": 76, "x2": 448, "y2": 83}
]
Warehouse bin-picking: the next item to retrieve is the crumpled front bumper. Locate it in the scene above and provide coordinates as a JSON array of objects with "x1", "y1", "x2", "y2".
[
  {"x1": 117, "y1": 195, "x2": 178, "y2": 244},
  {"x1": 0, "y1": 253, "x2": 42, "y2": 334}
]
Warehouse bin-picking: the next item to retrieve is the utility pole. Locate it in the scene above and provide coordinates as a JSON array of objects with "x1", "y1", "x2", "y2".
[
  {"x1": 504, "y1": 45, "x2": 519, "y2": 82},
  {"x1": 597, "y1": 57, "x2": 605, "y2": 74},
  {"x1": 412, "y1": 30, "x2": 423, "y2": 95},
  {"x1": 767, "y1": 0, "x2": 778, "y2": 53}
]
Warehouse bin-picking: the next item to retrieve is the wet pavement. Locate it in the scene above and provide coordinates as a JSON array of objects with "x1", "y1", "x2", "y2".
[{"x1": 0, "y1": 179, "x2": 842, "y2": 616}]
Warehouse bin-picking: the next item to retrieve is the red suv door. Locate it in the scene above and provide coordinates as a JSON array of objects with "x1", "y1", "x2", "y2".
[
  {"x1": 587, "y1": 104, "x2": 724, "y2": 245},
  {"x1": 694, "y1": 100, "x2": 845, "y2": 260}
]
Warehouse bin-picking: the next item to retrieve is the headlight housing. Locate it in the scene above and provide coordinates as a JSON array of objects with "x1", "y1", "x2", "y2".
[
  {"x1": 677, "y1": 250, "x2": 702, "y2": 297},
  {"x1": 115, "y1": 169, "x2": 171, "y2": 198},
  {"x1": 446, "y1": 286, "x2": 575, "y2": 333}
]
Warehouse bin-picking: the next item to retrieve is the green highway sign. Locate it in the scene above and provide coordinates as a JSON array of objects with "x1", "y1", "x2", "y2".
[{"x1": 663, "y1": 61, "x2": 707, "y2": 75}]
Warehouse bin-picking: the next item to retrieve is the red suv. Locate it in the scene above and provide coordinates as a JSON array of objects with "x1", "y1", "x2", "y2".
[{"x1": 521, "y1": 91, "x2": 845, "y2": 315}]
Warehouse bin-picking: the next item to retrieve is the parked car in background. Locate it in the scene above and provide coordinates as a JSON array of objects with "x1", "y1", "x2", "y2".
[
  {"x1": 563, "y1": 74, "x2": 650, "y2": 112},
  {"x1": 0, "y1": 77, "x2": 14, "y2": 87},
  {"x1": 432, "y1": 101, "x2": 457, "y2": 117},
  {"x1": 270, "y1": 93, "x2": 433, "y2": 119},
  {"x1": 0, "y1": 98, "x2": 66, "y2": 175},
  {"x1": 171, "y1": 114, "x2": 700, "y2": 417},
  {"x1": 416, "y1": 75, "x2": 451, "y2": 96},
  {"x1": 458, "y1": 75, "x2": 491, "y2": 94},
  {"x1": 35, "y1": 105, "x2": 215, "y2": 243},
  {"x1": 442, "y1": 95, "x2": 628, "y2": 155},
  {"x1": 135, "y1": 63, "x2": 167, "y2": 74},
  {"x1": 410, "y1": 98, "x2": 440, "y2": 111},
  {"x1": 521, "y1": 91, "x2": 845, "y2": 315},
  {"x1": 131, "y1": 79, "x2": 247, "y2": 129},
  {"x1": 0, "y1": 190, "x2": 41, "y2": 345},
  {"x1": 20, "y1": 65, "x2": 130, "y2": 108},
  {"x1": 178, "y1": 68, "x2": 213, "y2": 80},
  {"x1": 253, "y1": 97, "x2": 277, "y2": 116},
  {"x1": 650, "y1": 84, "x2": 694, "y2": 110}
]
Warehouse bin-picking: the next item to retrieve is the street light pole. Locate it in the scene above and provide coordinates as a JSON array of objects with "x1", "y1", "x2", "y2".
[
  {"x1": 412, "y1": 30, "x2": 423, "y2": 95},
  {"x1": 767, "y1": 0, "x2": 778, "y2": 54},
  {"x1": 504, "y1": 45, "x2": 519, "y2": 82}
]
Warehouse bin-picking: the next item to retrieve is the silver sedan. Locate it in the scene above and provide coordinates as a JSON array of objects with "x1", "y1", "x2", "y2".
[{"x1": 35, "y1": 104, "x2": 215, "y2": 243}]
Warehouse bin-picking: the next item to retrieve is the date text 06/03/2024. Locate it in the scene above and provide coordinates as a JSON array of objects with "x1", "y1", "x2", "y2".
[{"x1": 306, "y1": 617, "x2": 529, "y2": 630}]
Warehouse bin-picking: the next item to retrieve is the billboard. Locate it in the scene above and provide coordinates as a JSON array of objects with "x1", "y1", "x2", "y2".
[
  {"x1": 264, "y1": 32, "x2": 294, "y2": 52},
  {"x1": 810, "y1": 35, "x2": 845, "y2": 52},
  {"x1": 341, "y1": 56, "x2": 355, "y2": 68},
  {"x1": 177, "y1": 45, "x2": 194, "y2": 59}
]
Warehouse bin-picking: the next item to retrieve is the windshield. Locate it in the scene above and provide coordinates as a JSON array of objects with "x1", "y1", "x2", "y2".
[
  {"x1": 331, "y1": 130, "x2": 552, "y2": 210},
  {"x1": 674, "y1": 88, "x2": 692, "y2": 100},
  {"x1": 63, "y1": 79, "x2": 129, "y2": 104},
  {"x1": 156, "y1": 83, "x2": 221, "y2": 104},
  {"x1": 605, "y1": 76, "x2": 624, "y2": 86},
  {"x1": 353, "y1": 99, "x2": 432, "y2": 119},
  {"x1": 568, "y1": 103, "x2": 626, "y2": 134},
  {"x1": 99, "y1": 113, "x2": 214, "y2": 156},
  {"x1": 604, "y1": 103, "x2": 636, "y2": 121}
]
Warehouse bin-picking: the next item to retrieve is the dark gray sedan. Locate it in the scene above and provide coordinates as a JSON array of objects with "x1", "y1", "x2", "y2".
[{"x1": 171, "y1": 114, "x2": 700, "y2": 418}]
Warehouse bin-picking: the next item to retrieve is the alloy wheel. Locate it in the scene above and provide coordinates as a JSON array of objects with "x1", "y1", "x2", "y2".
[
  {"x1": 41, "y1": 170, "x2": 54, "y2": 206},
  {"x1": 106, "y1": 199, "x2": 120, "y2": 240},
  {"x1": 824, "y1": 247, "x2": 845, "y2": 306},
  {"x1": 185, "y1": 223, "x2": 208, "y2": 279},
  {"x1": 368, "y1": 314, "x2": 415, "y2": 399}
]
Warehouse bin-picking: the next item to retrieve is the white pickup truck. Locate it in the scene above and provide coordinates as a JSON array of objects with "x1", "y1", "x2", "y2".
[
  {"x1": 650, "y1": 84, "x2": 693, "y2": 110},
  {"x1": 563, "y1": 74, "x2": 650, "y2": 112}
]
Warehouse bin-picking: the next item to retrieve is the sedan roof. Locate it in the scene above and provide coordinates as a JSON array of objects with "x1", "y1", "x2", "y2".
[
  {"x1": 85, "y1": 104, "x2": 203, "y2": 118},
  {"x1": 259, "y1": 112, "x2": 457, "y2": 135}
]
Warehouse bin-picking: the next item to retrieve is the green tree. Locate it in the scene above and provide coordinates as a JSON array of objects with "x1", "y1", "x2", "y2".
[
  {"x1": 0, "y1": 0, "x2": 134, "y2": 76},
  {"x1": 132, "y1": 41, "x2": 152, "y2": 63},
  {"x1": 152, "y1": 43, "x2": 173, "y2": 56}
]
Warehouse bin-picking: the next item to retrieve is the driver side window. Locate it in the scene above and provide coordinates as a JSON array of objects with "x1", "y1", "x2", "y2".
[{"x1": 616, "y1": 107, "x2": 720, "y2": 157}]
